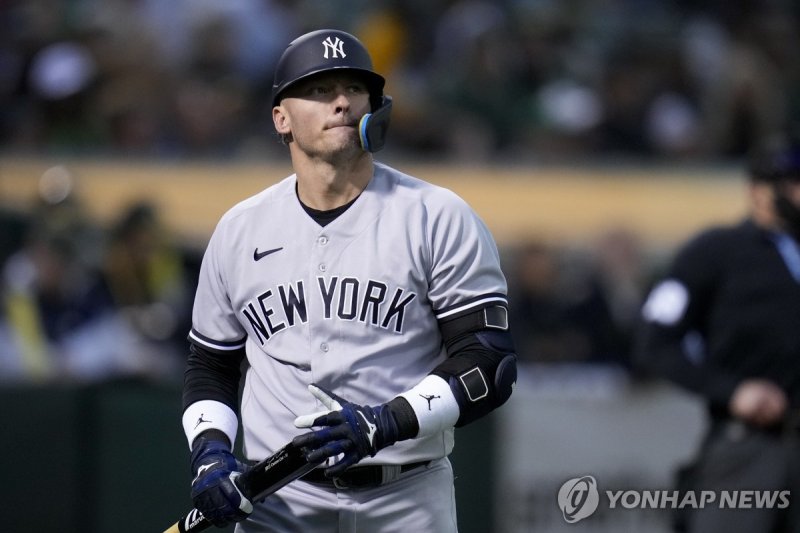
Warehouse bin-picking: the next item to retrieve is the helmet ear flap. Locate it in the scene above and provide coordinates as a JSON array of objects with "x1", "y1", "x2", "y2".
[{"x1": 359, "y1": 96, "x2": 392, "y2": 153}]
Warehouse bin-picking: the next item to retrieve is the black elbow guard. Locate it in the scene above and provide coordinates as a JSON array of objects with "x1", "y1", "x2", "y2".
[{"x1": 433, "y1": 328, "x2": 518, "y2": 427}]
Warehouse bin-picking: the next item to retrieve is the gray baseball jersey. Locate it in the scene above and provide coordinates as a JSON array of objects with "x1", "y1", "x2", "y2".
[{"x1": 188, "y1": 161, "x2": 507, "y2": 465}]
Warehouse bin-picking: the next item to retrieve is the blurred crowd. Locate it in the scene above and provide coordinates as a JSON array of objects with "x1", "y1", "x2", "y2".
[
  {"x1": 1, "y1": 0, "x2": 799, "y2": 162},
  {"x1": 0, "y1": 169, "x2": 197, "y2": 384},
  {"x1": 1, "y1": 0, "x2": 796, "y2": 383},
  {"x1": 0, "y1": 166, "x2": 662, "y2": 384},
  {"x1": 505, "y1": 227, "x2": 661, "y2": 369}
]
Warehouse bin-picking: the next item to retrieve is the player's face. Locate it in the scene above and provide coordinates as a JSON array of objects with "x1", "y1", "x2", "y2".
[{"x1": 274, "y1": 72, "x2": 371, "y2": 161}]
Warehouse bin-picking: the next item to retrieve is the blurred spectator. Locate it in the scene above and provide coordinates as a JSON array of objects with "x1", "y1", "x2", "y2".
[
  {"x1": 595, "y1": 43, "x2": 663, "y2": 156},
  {"x1": 24, "y1": 37, "x2": 105, "y2": 152},
  {"x1": 590, "y1": 226, "x2": 654, "y2": 356},
  {"x1": 0, "y1": 171, "x2": 181, "y2": 383},
  {"x1": 507, "y1": 236, "x2": 632, "y2": 366},
  {"x1": 0, "y1": 214, "x2": 109, "y2": 380},
  {"x1": 79, "y1": 1, "x2": 179, "y2": 156},
  {"x1": 429, "y1": 0, "x2": 531, "y2": 159},
  {"x1": 0, "y1": 207, "x2": 28, "y2": 267},
  {"x1": 507, "y1": 238, "x2": 567, "y2": 363},
  {"x1": 695, "y1": 7, "x2": 796, "y2": 157},
  {"x1": 102, "y1": 200, "x2": 192, "y2": 359},
  {"x1": 171, "y1": 14, "x2": 250, "y2": 157}
]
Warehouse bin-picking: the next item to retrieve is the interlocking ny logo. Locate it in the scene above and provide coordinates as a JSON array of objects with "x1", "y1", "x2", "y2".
[{"x1": 323, "y1": 36, "x2": 346, "y2": 59}]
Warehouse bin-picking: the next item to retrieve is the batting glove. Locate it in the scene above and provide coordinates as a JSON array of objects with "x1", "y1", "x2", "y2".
[
  {"x1": 292, "y1": 384, "x2": 400, "y2": 477},
  {"x1": 190, "y1": 432, "x2": 253, "y2": 527}
]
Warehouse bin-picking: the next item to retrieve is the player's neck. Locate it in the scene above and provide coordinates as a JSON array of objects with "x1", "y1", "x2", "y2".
[{"x1": 293, "y1": 152, "x2": 374, "y2": 211}]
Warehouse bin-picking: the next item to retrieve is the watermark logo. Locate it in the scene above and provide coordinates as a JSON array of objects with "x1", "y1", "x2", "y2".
[
  {"x1": 558, "y1": 475, "x2": 600, "y2": 523},
  {"x1": 556, "y1": 474, "x2": 791, "y2": 523}
]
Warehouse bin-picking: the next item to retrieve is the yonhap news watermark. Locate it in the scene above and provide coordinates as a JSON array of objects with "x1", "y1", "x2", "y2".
[{"x1": 557, "y1": 475, "x2": 791, "y2": 524}]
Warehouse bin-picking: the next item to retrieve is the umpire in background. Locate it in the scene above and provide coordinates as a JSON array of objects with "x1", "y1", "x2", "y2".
[{"x1": 634, "y1": 132, "x2": 800, "y2": 533}]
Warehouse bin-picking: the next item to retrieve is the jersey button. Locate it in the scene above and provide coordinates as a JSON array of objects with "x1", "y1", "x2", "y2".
[
  {"x1": 320, "y1": 342, "x2": 329, "y2": 352},
  {"x1": 318, "y1": 263, "x2": 327, "y2": 272},
  {"x1": 318, "y1": 236, "x2": 328, "y2": 246}
]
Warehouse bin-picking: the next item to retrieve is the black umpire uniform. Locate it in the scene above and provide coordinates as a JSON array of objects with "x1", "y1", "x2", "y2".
[{"x1": 635, "y1": 137, "x2": 800, "y2": 533}]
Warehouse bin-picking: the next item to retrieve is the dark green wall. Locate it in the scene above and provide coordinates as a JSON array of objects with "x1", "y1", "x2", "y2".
[
  {"x1": 2, "y1": 382, "x2": 190, "y2": 533},
  {"x1": 1, "y1": 382, "x2": 495, "y2": 533}
]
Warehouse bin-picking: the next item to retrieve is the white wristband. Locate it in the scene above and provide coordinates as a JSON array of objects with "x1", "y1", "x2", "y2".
[
  {"x1": 182, "y1": 400, "x2": 239, "y2": 449},
  {"x1": 399, "y1": 375, "x2": 460, "y2": 438}
]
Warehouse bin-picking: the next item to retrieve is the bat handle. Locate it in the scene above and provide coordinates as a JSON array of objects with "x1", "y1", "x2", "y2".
[
  {"x1": 163, "y1": 509, "x2": 212, "y2": 533},
  {"x1": 162, "y1": 523, "x2": 181, "y2": 533}
]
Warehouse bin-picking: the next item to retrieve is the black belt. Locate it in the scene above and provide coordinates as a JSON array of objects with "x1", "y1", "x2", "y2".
[{"x1": 301, "y1": 461, "x2": 430, "y2": 489}]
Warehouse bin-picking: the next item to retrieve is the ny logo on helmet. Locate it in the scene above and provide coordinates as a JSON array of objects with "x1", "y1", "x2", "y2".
[{"x1": 322, "y1": 36, "x2": 346, "y2": 59}]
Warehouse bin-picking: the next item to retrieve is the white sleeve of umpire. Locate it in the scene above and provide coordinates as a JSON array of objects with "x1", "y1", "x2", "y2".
[
  {"x1": 182, "y1": 399, "x2": 239, "y2": 449},
  {"x1": 399, "y1": 375, "x2": 460, "y2": 438}
]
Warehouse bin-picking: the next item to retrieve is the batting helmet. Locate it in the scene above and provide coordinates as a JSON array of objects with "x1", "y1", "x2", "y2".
[{"x1": 271, "y1": 29, "x2": 386, "y2": 109}]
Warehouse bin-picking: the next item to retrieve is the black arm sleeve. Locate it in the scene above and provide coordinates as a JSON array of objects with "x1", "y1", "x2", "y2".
[
  {"x1": 432, "y1": 305, "x2": 518, "y2": 427},
  {"x1": 182, "y1": 341, "x2": 246, "y2": 412}
]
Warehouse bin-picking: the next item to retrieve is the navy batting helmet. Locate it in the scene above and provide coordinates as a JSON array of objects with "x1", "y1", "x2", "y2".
[{"x1": 271, "y1": 29, "x2": 385, "y2": 109}]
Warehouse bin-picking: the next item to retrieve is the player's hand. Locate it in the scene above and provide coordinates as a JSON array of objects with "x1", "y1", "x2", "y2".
[
  {"x1": 190, "y1": 432, "x2": 253, "y2": 527},
  {"x1": 729, "y1": 379, "x2": 788, "y2": 427},
  {"x1": 292, "y1": 384, "x2": 399, "y2": 477}
]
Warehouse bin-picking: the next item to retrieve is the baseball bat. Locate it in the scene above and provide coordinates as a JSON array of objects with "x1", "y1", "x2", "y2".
[{"x1": 163, "y1": 441, "x2": 320, "y2": 533}]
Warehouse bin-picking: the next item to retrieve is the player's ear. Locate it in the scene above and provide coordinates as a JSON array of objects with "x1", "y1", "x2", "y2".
[{"x1": 273, "y1": 105, "x2": 291, "y2": 135}]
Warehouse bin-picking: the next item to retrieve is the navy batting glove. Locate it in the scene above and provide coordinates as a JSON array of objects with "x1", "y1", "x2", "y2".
[
  {"x1": 190, "y1": 431, "x2": 253, "y2": 527},
  {"x1": 292, "y1": 384, "x2": 400, "y2": 477}
]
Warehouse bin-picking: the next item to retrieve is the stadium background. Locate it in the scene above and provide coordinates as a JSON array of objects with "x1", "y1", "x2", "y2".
[{"x1": 1, "y1": 1, "x2": 798, "y2": 532}]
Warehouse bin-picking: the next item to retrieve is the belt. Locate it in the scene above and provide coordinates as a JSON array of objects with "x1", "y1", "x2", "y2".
[{"x1": 300, "y1": 461, "x2": 430, "y2": 490}]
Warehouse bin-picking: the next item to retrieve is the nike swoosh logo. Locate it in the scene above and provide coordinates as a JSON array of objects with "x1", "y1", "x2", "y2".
[
  {"x1": 253, "y1": 247, "x2": 283, "y2": 261},
  {"x1": 358, "y1": 411, "x2": 377, "y2": 447}
]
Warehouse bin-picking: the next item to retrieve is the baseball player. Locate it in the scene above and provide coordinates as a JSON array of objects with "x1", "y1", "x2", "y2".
[{"x1": 181, "y1": 29, "x2": 517, "y2": 532}]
